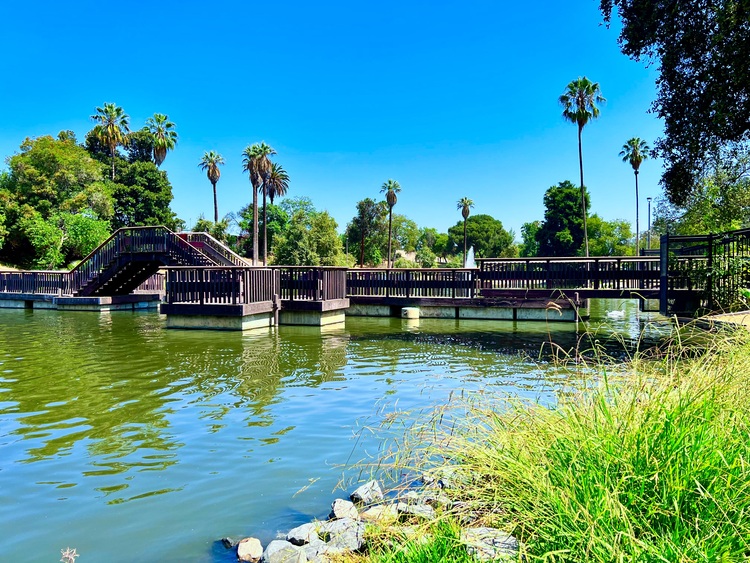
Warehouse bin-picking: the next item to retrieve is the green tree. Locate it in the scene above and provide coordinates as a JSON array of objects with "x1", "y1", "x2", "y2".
[
  {"x1": 198, "y1": 151, "x2": 225, "y2": 223},
  {"x1": 191, "y1": 215, "x2": 230, "y2": 241},
  {"x1": 380, "y1": 179, "x2": 401, "y2": 268},
  {"x1": 559, "y1": 77, "x2": 605, "y2": 257},
  {"x1": 653, "y1": 149, "x2": 750, "y2": 235},
  {"x1": 236, "y1": 203, "x2": 289, "y2": 259},
  {"x1": 536, "y1": 181, "x2": 589, "y2": 257},
  {"x1": 391, "y1": 215, "x2": 419, "y2": 255},
  {"x1": 280, "y1": 196, "x2": 316, "y2": 221},
  {"x1": 588, "y1": 214, "x2": 634, "y2": 256},
  {"x1": 520, "y1": 221, "x2": 541, "y2": 257},
  {"x1": 600, "y1": 0, "x2": 750, "y2": 205},
  {"x1": 242, "y1": 142, "x2": 275, "y2": 265},
  {"x1": 110, "y1": 161, "x2": 181, "y2": 230},
  {"x1": 448, "y1": 213, "x2": 514, "y2": 259},
  {"x1": 263, "y1": 162, "x2": 289, "y2": 265},
  {"x1": 124, "y1": 129, "x2": 155, "y2": 163},
  {"x1": 620, "y1": 137, "x2": 650, "y2": 253},
  {"x1": 347, "y1": 198, "x2": 387, "y2": 267},
  {"x1": 90, "y1": 103, "x2": 130, "y2": 180},
  {"x1": 272, "y1": 211, "x2": 318, "y2": 266},
  {"x1": 456, "y1": 197, "x2": 474, "y2": 266},
  {"x1": 145, "y1": 113, "x2": 177, "y2": 167},
  {"x1": 309, "y1": 211, "x2": 347, "y2": 266}
]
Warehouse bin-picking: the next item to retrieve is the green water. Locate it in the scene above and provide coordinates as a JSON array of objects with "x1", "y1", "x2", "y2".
[{"x1": 0, "y1": 300, "x2": 665, "y2": 562}]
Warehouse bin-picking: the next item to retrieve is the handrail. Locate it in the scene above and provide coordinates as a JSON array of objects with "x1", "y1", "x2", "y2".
[{"x1": 180, "y1": 232, "x2": 250, "y2": 267}]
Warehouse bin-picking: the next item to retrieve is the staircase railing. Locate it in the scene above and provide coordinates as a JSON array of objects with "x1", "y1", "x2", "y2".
[
  {"x1": 70, "y1": 226, "x2": 216, "y2": 294},
  {"x1": 179, "y1": 232, "x2": 250, "y2": 266}
]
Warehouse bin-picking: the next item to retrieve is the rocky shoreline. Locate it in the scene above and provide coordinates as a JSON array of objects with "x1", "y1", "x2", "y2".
[{"x1": 222, "y1": 477, "x2": 521, "y2": 562}]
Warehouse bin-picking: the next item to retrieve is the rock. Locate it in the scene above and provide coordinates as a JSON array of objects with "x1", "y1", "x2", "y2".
[
  {"x1": 460, "y1": 527, "x2": 520, "y2": 561},
  {"x1": 360, "y1": 504, "x2": 399, "y2": 524},
  {"x1": 287, "y1": 523, "x2": 319, "y2": 546},
  {"x1": 237, "y1": 537, "x2": 263, "y2": 562},
  {"x1": 221, "y1": 537, "x2": 241, "y2": 549},
  {"x1": 262, "y1": 539, "x2": 307, "y2": 563},
  {"x1": 350, "y1": 480, "x2": 383, "y2": 505},
  {"x1": 302, "y1": 539, "x2": 344, "y2": 562},
  {"x1": 329, "y1": 498, "x2": 359, "y2": 520},
  {"x1": 318, "y1": 518, "x2": 366, "y2": 552},
  {"x1": 396, "y1": 501, "x2": 436, "y2": 520}
]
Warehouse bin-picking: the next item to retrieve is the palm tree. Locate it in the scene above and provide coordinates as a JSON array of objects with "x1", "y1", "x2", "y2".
[
  {"x1": 90, "y1": 102, "x2": 130, "y2": 180},
  {"x1": 380, "y1": 179, "x2": 402, "y2": 268},
  {"x1": 198, "y1": 151, "x2": 225, "y2": 223},
  {"x1": 559, "y1": 77, "x2": 605, "y2": 257},
  {"x1": 241, "y1": 142, "x2": 276, "y2": 265},
  {"x1": 457, "y1": 197, "x2": 474, "y2": 267},
  {"x1": 620, "y1": 138, "x2": 650, "y2": 254},
  {"x1": 262, "y1": 162, "x2": 290, "y2": 265},
  {"x1": 146, "y1": 113, "x2": 178, "y2": 167}
]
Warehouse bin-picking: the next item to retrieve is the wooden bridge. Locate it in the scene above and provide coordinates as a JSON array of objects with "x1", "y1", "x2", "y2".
[{"x1": 2, "y1": 225, "x2": 744, "y2": 324}]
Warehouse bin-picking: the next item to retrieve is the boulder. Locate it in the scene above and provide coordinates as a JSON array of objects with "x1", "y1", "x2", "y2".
[
  {"x1": 302, "y1": 538, "x2": 344, "y2": 562},
  {"x1": 360, "y1": 504, "x2": 399, "y2": 524},
  {"x1": 350, "y1": 480, "x2": 383, "y2": 505},
  {"x1": 237, "y1": 537, "x2": 263, "y2": 562},
  {"x1": 261, "y1": 540, "x2": 307, "y2": 563},
  {"x1": 287, "y1": 523, "x2": 319, "y2": 546},
  {"x1": 396, "y1": 501, "x2": 436, "y2": 521},
  {"x1": 460, "y1": 527, "x2": 520, "y2": 561},
  {"x1": 329, "y1": 498, "x2": 358, "y2": 520},
  {"x1": 318, "y1": 518, "x2": 366, "y2": 552},
  {"x1": 221, "y1": 537, "x2": 241, "y2": 549}
]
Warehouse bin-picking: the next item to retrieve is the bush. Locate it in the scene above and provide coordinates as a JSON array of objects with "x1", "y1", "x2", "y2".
[{"x1": 394, "y1": 256, "x2": 418, "y2": 268}]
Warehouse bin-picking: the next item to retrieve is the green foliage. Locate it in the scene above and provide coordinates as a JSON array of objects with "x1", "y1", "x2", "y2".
[
  {"x1": 415, "y1": 247, "x2": 437, "y2": 268},
  {"x1": 237, "y1": 203, "x2": 289, "y2": 258},
  {"x1": 394, "y1": 256, "x2": 418, "y2": 268},
  {"x1": 5, "y1": 135, "x2": 107, "y2": 216},
  {"x1": 191, "y1": 216, "x2": 230, "y2": 241},
  {"x1": 272, "y1": 212, "x2": 319, "y2": 266},
  {"x1": 587, "y1": 214, "x2": 634, "y2": 256},
  {"x1": 110, "y1": 161, "x2": 180, "y2": 229},
  {"x1": 536, "y1": 181, "x2": 589, "y2": 256},
  {"x1": 519, "y1": 220, "x2": 541, "y2": 257},
  {"x1": 347, "y1": 198, "x2": 388, "y2": 266},
  {"x1": 309, "y1": 211, "x2": 347, "y2": 266},
  {"x1": 280, "y1": 196, "x2": 316, "y2": 221},
  {"x1": 124, "y1": 129, "x2": 155, "y2": 164},
  {"x1": 61, "y1": 213, "x2": 111, "y2": 259},
  {"x1": 366, "y1": 520, "x2": 481, "y2": 563},
  {"x1": 447, "y1": 214, "x2": 514, "y2": 258},
  {"x1": 653, "y1": 149, "x2": 750, "y2": 235},
  {"x1": 392, "y1": 215, "x2": 419, "y2": 253},
  {"x1": 601, "y1": 0, "x2": 750, "y2": 206},
  {"x1": 378, "y1": 330, "x2": 750, "y2": 562}
]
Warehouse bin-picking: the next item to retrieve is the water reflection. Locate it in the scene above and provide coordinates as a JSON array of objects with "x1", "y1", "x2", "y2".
[{"x1": 0, "y1": 302, "x2": 672, "y2": 562}]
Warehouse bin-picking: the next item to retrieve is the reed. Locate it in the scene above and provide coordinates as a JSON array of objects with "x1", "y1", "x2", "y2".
[{"x1": 355, "y1": 325, "x2": 750, "y2": 562}]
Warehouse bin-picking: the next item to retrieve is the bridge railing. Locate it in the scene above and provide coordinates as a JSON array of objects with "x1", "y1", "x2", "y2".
[
  {"x1": 164, "y1": 267, "x2": 279, "y2": 305},
  {"x1": 477, "y1": 257, "x2": 660, "y2": 291},
  {"x1": 346, "y1": 268, "x2": 477, "y2": 298},
  {"x1": 274, "y1": 267, "x2": 348, "y2": 301},
  {"x1": 0, "y1": 271, "x2": 73, "y2": 295},
  {"x1": 179, "y1": 232, "x2": 250, "y2": 267}
]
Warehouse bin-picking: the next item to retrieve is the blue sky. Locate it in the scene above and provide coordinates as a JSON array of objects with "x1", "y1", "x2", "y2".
[{"x1": 0, "y1": 0, "x2": 663, "y2": 239}]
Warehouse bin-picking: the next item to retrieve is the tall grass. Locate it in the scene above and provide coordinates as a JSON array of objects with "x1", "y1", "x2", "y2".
[{"x1": 360, "y1": 326, "x2": 750, "y2": 562}]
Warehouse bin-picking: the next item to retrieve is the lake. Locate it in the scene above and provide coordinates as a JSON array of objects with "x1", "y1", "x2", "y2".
[{"x1": 0, "y1": 299, "x2": 665, "y2": 561}]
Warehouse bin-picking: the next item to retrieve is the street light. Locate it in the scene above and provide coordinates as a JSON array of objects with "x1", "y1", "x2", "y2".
[{"x1": 647, "y1": 197, "x2": 652, "y2": 250}]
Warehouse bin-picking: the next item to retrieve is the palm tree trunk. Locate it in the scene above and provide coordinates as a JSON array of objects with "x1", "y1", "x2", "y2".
[
  {"x1": 252, "y1": 184, "x2": 259, "y2": 266},
  {"x1": 635, "y1": 170, "x2": 640, "y2": 255},
  {"x1": 463, "y1": 219, "x2": 467, "y2": 267},
  {"x1": 578, "y1": 125, "x2": 589, "y2": 257},
  {"x1": 111, "y1": 145, "x2": 116, "y2": 181},
  {"x1": 262, "y1": 190, "x2": 268, "y2": 266},
  {"x1": 387, "y1": 209, "x2": 393, "y2": 268},
  {"x1": 212, "y1": 183, "x2": 218, "y2": 224}
]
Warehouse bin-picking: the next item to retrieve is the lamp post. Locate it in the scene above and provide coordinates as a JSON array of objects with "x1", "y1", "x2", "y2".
[{"x1": 647, "y1": 197, "x2": 652, "y2": 250}]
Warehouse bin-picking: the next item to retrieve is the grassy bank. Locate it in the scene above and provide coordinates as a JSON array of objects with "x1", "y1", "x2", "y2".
[{"x1": 353, "y1": 327, "x2": 750, "y2": 562}]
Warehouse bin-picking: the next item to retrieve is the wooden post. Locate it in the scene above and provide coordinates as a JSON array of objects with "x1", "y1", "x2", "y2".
[{"x1": 659, "y1": 233, "x2": 669, "y2": 316}]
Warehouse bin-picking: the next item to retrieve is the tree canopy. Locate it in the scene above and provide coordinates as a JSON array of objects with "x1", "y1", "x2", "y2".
[
  {"x1": 447, "y1": 213, "x2": 515, "y2": 258},
  {"x1": 600, "y1": 0, "x2": 750, "y2": 205},
  {"x1": 536, "y1": 181, "x2": 589, "y2": 257}
]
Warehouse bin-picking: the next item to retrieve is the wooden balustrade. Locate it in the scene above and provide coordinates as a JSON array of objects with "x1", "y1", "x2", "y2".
[
  {"x1": 165, "y1": 267, "x2": 279, "y2": 305},
  {"x1": 346, "y1": 269, "x2": 477, "y2": 299},
  {"x1": 273, "y1": 267, "x2": 348, "y2": 301}
]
